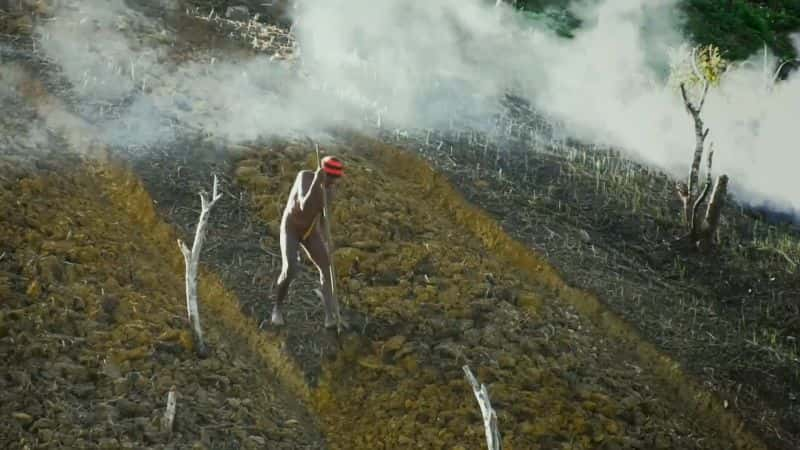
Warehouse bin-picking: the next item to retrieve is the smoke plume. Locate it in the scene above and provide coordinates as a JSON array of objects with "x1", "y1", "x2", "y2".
[{"x1": 28, "y1": 0, "x2": 800, "y2": 216}]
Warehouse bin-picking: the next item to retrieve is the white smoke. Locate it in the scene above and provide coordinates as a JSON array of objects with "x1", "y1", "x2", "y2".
[{"x1": 27, "y1": 0, "x2": 800, "y2": 215}]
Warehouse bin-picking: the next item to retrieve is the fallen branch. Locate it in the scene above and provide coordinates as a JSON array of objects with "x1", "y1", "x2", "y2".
[
  {"x1": 463, "y1": 365, "x2": 502, "y2": 450},
  {"x1": 178, "y1": 174, "x2": 222, "y2": 356}
]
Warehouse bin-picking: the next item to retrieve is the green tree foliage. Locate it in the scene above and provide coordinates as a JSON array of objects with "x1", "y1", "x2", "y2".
[
  {"x1": 512, "y1": 0, "x2": 800, "y2": 66},
  {"x1": 513, "y1": 0, "x2": 582, "y2": 38},
  {"x1": 668, "y1": 43, "x2": 730, "y2": 93},
  {"x1": 677, "y1": 1, "x2": 799, "y2": 62}
]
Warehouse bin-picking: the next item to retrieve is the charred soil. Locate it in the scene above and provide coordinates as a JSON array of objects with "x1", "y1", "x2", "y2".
[{"x1": 396, "y1": 127, "x2": 800, "y2": 450}]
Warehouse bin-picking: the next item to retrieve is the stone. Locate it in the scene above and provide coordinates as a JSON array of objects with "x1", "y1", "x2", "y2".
[
  {"x1": 620, "y1": 437, "x2": 644, "y2": 449},
  {"x1": 71, "y1": 383, "x2": 95, "y2": 398},
  {"x1": 654, "y1": 432, "x2": 671, "y2": 449},
  {"x1": 225, "y1": 6, "x2": 250, "y2": 22},
  {"x1": 463, "y1": 328, "x2": 481, "y2": 345},
  {"x1": 382, "y1": 335, "x2": 406, "y2": 352},
  {"x1": 399, "y1": 355, "x2": 418, "y2": 373},
  {"x1": 99, "y1": 438, "x2": 119, "y2": 449},
  {"x1": 37, "y1": 255, "x2": 63, "y2": 283},
  {"x1": 249, "y1": 435, "x2": 266, "y2": 445},
  {"x1": 433, "y1": 341, "x2": 464, "y2": 360},
  {"x1": 12, "y1": 412, "x2": 33, "y2": 425},
  {"x1": 55, "y1": 362, "x2": 90, "y2": 382},
  {"x1": 497, "y1": 353, "x2": 517, "y2": 369},
  {"x1": 113, "y1": 378, "x2": 130, "y2": 395},
  {"x1": 31, "y1": 417, "x2": 55, "y2": 431},
  {"x1": 117, "y1": 399, "x2": 146, "y2": 418},
  {"x1": 480, "y1": 326, "x2": 503, "y2": 348},
  {"x1": 37, "y1": 428, "x2": 54, "y2": 441}
]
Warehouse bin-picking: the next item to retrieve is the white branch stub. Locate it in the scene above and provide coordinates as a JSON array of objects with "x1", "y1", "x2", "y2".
[
  {"x1": 463, "y1": 365, "x2": 502, "y2": 450},
  {"x1": 161, "y1": 386, "x2": 177, "y2": 433},
  {"x1": 177, "y1": 174, "x2": 222, "y2": 356}
]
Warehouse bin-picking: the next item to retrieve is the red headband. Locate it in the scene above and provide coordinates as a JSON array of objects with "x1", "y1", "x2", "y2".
[{"x1": 322, "y1": 156, "x2": 344, "y2": 177}]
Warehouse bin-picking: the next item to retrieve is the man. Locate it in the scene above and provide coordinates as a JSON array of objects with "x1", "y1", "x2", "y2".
[{"x1": 271, "y1": 155, "x2": 344, "y2": 329}]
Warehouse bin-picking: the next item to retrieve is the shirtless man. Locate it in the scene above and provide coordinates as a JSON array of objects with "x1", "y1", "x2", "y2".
[{"x1": 271, "y1": 155, "x2": 344, "y2": 329}]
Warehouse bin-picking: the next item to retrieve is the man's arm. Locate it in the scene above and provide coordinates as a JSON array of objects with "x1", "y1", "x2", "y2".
[{"x1": 298, "y1": 169, "x2": 323, "y2": 212}]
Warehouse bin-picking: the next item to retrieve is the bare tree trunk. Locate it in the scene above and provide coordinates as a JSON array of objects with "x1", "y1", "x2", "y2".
[
  {"x1": 690, "y1": 142, "x2": 715, "y2": 239},
  {"x1": 463, "y1": 365, "x2": 502, "y2": 450},
  {"x1": 178, "y1": 175, "x2": 222, "y2": 357},
  {"x1": 697, "y1": 174, "x2": 728, "y2": 252},
  {"x1": 678, "y1": 82, "x2": 710, "y2": 230}
]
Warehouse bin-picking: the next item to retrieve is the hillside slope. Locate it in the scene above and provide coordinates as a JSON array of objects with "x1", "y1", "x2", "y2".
[
  {"x1": 2, "y1": 1, "x2": 797, "y2": 449},
  {"x1": 389, "y1": 113, "x2": 800, "y2": 449},
  {"x1": 127, "y1": 132, "x2": 768, "y2": 449}
]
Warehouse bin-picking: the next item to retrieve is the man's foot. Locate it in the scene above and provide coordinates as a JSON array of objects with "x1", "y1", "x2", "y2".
[
  {"x1": 324, "y1": 315, "x2": 337, "y2": 329},
  {"x1": 324, "y1": 313, "x2": 349, "y2": 330},
  {"x1": 271, "y1": 307, "x2": 285, "y2": 326}
]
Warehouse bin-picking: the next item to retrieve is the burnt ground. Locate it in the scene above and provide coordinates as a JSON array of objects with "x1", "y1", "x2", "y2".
[{"x1": 393, "y1": 127, "x2": 800, "y2": 450}]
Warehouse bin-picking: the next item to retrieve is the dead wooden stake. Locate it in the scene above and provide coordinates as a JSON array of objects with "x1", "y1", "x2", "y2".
[
  {"x1": 178, "y1": 174, "x2": 222, "y2": 356},
  {"x1": 161, "y1": 385, "x2": 177, "y2": 433},
  {"x1": 463, "y1": 365, "x2": 502, "y2": 450}
]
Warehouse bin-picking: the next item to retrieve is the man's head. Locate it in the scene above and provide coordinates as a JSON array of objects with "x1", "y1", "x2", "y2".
[{"x1": 321, "y1": 156, "x2": 344, "y2": 186}]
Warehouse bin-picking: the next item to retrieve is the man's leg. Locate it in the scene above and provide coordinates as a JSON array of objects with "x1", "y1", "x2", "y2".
[
  {"x1": 273, "y1": 223, "x2": 299, "y2": 326},
  {"x1": 301, "y1": 231, "x2": 340, "y2": 329}
]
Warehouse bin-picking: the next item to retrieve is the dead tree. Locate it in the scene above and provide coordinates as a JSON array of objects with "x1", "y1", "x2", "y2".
[
  {"x1": 675, "y1": 49, "x2": 729, "y2": 252},
  {"x1": 463, "y1": 365, "x2": 502, "y2": 450},
  {"x1": 178, "y1": 175, "x2": 222, "y2": 356}
]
